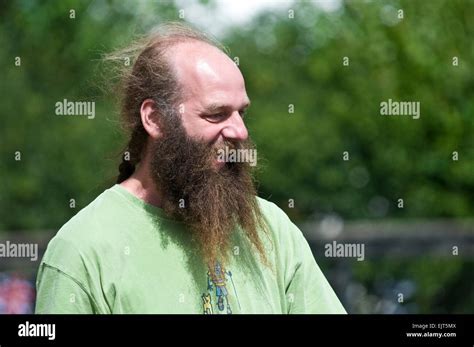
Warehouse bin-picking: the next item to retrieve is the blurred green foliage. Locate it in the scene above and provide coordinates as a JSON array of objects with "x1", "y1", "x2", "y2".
[
  {"x1": 0, "y1": 0, "x2": 472, "y2": 313},
  {"x1": 230, "y1": 0, "x2": 474, "y2": 221},
  {"x1": 1, "y1": 0, "x2": 473, "y2": 229},
  {"x1": 0, "y1": 0, "x2": 178, "y2": 230}
]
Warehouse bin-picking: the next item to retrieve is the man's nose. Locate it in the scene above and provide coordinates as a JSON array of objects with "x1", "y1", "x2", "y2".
[{"x1": 221, "y1": 111, "x2": 248, "y2": 141}]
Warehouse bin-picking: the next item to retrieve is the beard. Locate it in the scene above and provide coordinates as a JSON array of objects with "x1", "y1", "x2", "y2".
[{"x1": 149, "y1": 114, "x2": 268, "y2": 266}]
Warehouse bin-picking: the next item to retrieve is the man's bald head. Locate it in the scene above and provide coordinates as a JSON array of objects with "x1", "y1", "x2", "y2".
[{"x1": 167, "y1": 40, "x2": 245, "y2": 99}]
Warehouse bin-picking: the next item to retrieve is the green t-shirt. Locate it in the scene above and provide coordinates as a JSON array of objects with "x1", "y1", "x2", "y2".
[{"x1": 35, "y1": 184, "x2": 346, "y2": 314}]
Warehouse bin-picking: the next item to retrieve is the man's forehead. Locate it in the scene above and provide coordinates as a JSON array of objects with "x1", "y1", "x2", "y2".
[
  {"x1": 195, "y1": 59, "x2": 220, "y2": 81},
  {"x1": 168, "y1": 41, "x2": 247, "y2": 100}
]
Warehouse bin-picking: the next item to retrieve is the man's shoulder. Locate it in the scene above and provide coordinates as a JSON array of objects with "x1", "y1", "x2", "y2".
[
  {"x1": 40, "y1": 186, "x2": 127, "y2": 270},
  {"x1": 257, "y1": 196, "x2": 286, "y2": 216},
  {"x1": 49, "y1": 186, "x2": 126, "y2": 251},
  {"x1": 256, "y1": 196, "x2": 304, "y2": 242}
]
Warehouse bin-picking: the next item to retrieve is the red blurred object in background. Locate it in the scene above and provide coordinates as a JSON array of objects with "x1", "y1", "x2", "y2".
[{"x1": 0, "y1": 273, "x2": 35, "y2": 314}]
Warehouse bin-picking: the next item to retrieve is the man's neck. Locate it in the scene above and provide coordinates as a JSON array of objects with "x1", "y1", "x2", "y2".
[{"x1": 119, "y1": 159, "x2": 163, "y2": 208}]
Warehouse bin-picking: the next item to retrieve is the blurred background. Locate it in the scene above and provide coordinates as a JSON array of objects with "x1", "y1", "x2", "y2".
[{"x1": 0, "y1": 0, "x2": 473, "y2": 313}]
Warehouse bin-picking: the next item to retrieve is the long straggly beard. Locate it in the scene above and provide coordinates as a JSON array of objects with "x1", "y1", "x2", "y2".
[{"x1": 149, "y1": 115, "x2": 268, "y2": 266}]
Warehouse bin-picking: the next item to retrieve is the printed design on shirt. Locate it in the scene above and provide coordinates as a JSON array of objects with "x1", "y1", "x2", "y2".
[
  {"x1": 203, "y1": 261, "x2": 241, "y2": 314},
  {"x1": 201, "y1": 293, "x2": 213, "y2": 314}
]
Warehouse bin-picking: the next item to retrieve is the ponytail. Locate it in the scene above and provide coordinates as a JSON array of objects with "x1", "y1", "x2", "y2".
[{"x1": 116, "y1": 125, "x2": 147, "y2": 183}]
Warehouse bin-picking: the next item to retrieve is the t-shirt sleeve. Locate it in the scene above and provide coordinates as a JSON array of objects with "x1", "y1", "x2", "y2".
[
  {"x1": 35, "y1": 233, "x2": 111, "y2": 314},
  {"x1": 285, "y1": 227, "x2": 347, "y2": 314},
  {"x1": 35, "y1": 263, "x2": 96, "y2": 314},
  {"x1": 262, "y1": 199, "x2": 346, "y2": 314}
]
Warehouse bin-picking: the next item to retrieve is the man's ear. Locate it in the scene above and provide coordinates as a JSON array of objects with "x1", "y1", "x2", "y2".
[{"x1": 140, "y1": 98, "x2": 162, "y2": 139}]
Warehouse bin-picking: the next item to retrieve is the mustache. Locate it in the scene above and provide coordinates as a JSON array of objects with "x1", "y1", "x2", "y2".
[
  {"x1": 213, "y1": 139, "x2": 242, "y2": 151},
  {"x1": 213, "y1": 139, "x2": 255, "y2": 165}
]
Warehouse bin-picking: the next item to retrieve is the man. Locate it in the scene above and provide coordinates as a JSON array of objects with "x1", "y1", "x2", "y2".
[{"x1": 35, "y1": 22, "x2": 346, "y2": 314}]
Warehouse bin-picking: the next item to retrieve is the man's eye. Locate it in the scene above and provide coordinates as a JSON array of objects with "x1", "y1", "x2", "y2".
[
  {"x1": 203, "y1": 110, "x2": 247, "y2": 122},
  {"x1": 205, "y1": 114, "x2": 226, "y2": 122}
]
